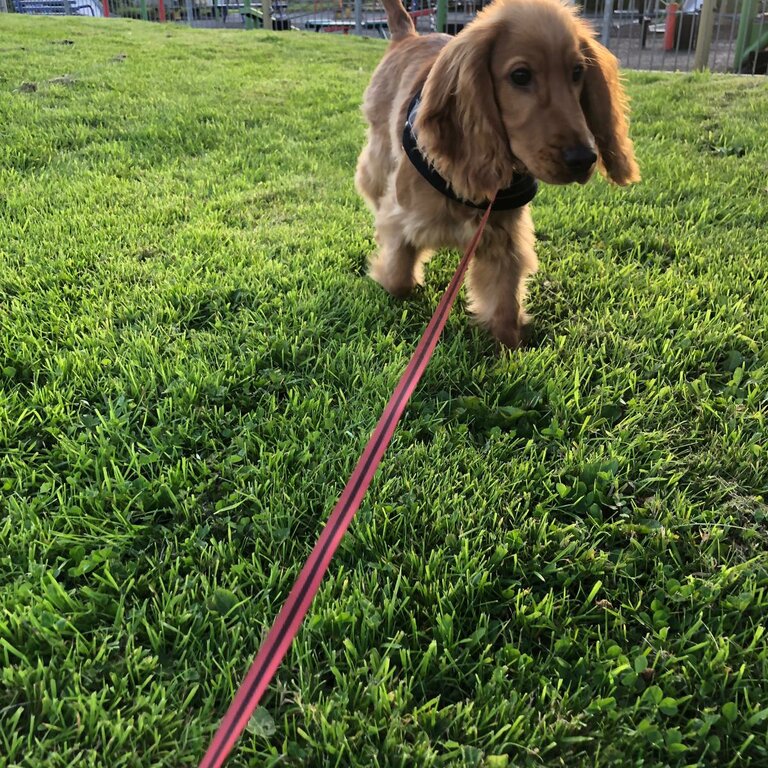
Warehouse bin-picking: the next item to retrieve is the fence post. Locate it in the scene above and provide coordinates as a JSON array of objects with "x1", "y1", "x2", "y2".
[
  {"x1": 158, "y1": 0, "x2": 165, "y2": 20},
  {"x1": 601, "y1": 0, "x2": 614, "y2": 47},
  {"x1": 436, "y1": 0, "x2": 446, "y2": 33},
  {"x1": 0, "y1": 0, "x2": 7, "y2": 13},
  {"x1": 185, "y1": 0, "x2": 194, "y2": 24},
  {"x1": 103, "y1": 0, "x2": 110, "y2": 17},
  {"x1": 693, "y1": 0, "x2": 715, "y2": 69},
  {"x1": 140, "y1": 0, "x2": 148, "y2": 20},
  {"x1": 733, "y1": 0, "x2": 757, "y2": 71},
  {"x1": 354, "y1": 0, "x2": 362, "y2": 35},
  {"x1": 264, "y1": 0, "x2": 272, "y2": 29}
]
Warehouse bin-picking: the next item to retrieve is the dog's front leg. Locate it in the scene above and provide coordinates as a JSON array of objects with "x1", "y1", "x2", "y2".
[
  {"x1": 465, "y1": 208, "x2": 538, "y2": 349},
  {"x1": 369, "y1": 236, "x2": 421, "y2": 299},
  {"x1": 367, "y1": 188, "x2": 428, "y2": 299}
]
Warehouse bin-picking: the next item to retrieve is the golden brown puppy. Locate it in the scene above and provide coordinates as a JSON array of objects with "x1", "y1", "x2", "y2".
[{"x1": 355, "y1": 0, "x2": 639, "y2": 348}]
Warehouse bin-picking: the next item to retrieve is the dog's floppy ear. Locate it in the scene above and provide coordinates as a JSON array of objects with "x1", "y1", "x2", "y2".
[
  {"x1": 415, "y1": 25, "x2": 516, "y2": 202},
  {"x1": 579, "y1": 34, "x2": 640, "y2": 186}
]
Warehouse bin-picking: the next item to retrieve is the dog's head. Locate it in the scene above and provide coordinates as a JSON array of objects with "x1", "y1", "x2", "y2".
[{"x1": 414, "y1": 0, "x2": 640, "y2": 202}]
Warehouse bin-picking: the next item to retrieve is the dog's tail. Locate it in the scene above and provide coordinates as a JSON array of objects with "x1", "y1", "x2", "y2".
[{"x1": 382, "y1": 0, "x2": 416, "y2": 41}]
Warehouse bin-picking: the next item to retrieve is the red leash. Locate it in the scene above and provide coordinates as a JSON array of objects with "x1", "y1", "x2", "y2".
[{"x1": 198, "y1": 198, "x2": 495, "y2": 768}]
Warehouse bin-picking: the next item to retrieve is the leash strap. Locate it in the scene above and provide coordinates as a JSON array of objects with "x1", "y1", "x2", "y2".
[{"x1": 198, "y1": 198, "x2": 496, "y2": 768}]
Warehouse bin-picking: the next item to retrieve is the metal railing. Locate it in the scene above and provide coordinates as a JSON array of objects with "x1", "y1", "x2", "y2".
[
  {"x1": 586, "y1": 0, "x2": 767, "y2": 73},
  {"x1": 3, "y1": 0, "x2": 766, "y2": 73}
]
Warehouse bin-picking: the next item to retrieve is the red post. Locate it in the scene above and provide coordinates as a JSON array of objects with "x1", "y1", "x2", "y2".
[
  {"x1": 158, "y1": 0, "x2": 166, "y2": 20},
  {"x1": 664, "y1": 3, "x2": 679, "y2": 51},
  {"x1": 103, "y1": 0, "x2": 109, "y2": 15}
]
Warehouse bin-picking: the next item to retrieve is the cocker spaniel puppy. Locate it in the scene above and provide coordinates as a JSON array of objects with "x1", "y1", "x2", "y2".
[{"x1": 355, "y1": 0, "x2": 640, "y2": 348}]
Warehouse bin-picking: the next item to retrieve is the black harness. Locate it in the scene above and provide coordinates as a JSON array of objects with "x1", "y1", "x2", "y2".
[{"x1": 402, "y1": 90, "x2": 538, "y2": 212}]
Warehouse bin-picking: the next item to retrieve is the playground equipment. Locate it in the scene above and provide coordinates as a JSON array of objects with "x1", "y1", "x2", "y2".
[
  {"x1": 241, "y1": 1, "x2": 292, "y2": 29},
  {"x1": 733, "y1": 0, "x2": 768, "y2": 72}
]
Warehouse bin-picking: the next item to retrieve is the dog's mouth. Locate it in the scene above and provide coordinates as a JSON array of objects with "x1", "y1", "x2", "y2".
[
  {"x1": 522, "y1": 145, "x2": 597, "y2": 186},
  {"x1": 533, "y1": 158, "x2": 597, "y2": 186},
  {"x1": 532, "y1": 167, "x2": 594, "y2": 186},
  {"x1": 563, "y1": 144, "x2": 598, "y2": 184},
  {"x1": 509, "y1": 155, "x2": 532, "y2": 179},
  {"x1": 510, "y1": 152, "x2": 596, "y2": 187},
  {"x1": 570, "y1": 166, "x2": 595, "y2": 185}
]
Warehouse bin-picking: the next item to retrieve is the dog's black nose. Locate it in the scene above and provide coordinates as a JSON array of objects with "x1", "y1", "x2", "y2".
[{"x1": 563, "y1": 145, "x2": 598, "y2": 174}]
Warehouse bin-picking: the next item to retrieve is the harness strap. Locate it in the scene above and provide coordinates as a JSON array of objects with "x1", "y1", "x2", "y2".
[{"x1": 402, "y1": 90, "x2": 538, "y2": 211}]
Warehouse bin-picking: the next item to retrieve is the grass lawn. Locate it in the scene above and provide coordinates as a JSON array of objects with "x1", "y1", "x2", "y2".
[{"x1": 1, "y1": 15, "x2": 767, "y2": 768}]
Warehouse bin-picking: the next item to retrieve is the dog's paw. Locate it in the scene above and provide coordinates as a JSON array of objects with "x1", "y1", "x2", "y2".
[
  {"x1": 493, "y1": 326, "x2": 524, "y2": 350},
  {"x1": 368, "y1": 255, "x2": 417, "y2": 299}
]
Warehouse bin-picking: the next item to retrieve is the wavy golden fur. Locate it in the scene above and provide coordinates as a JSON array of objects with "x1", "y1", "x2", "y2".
[{"x1": 355, "y1": 0, "x2": 639, "y2": 347}]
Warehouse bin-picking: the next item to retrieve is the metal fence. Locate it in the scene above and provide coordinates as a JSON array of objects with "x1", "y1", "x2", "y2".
[
  {"x1": 3, "y1": 0, "x2": 767, "y2": 73},
  {"x1": 585, "y1": 0, "x2": 768, "y2": 74}
]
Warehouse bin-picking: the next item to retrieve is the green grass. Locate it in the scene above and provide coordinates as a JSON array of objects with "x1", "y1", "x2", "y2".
[{"x1": 1, "y1": 15, "x2": 767, "y2": 768}]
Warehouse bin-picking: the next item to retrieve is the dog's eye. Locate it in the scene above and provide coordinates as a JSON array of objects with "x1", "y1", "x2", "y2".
[
  {"x1": 572, "y1": 64, "x2": 584, "y2": 82},
  {"x1": 510, "y1": 68, "x2": 532, "y2": 87}
]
